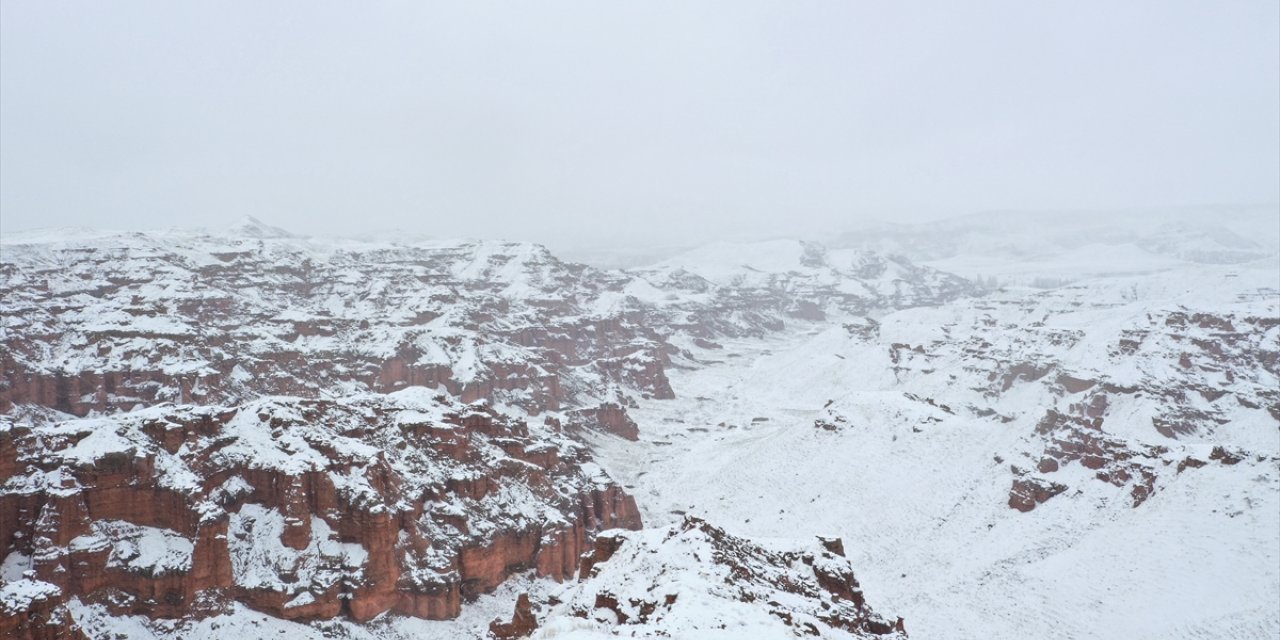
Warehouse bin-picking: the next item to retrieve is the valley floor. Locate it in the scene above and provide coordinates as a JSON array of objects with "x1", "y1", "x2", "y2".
[{"x1": 589, "y1": 296, "x2": 1280, "y2": 639}]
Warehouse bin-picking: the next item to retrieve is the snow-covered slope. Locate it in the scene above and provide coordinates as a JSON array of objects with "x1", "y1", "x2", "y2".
[
  {"x1": 588, "y1": 255, "x2": 1280, "y2": 639},
  {"x1": 833, "y1": 206, "x2": 1279, "y2": 284},
  {"x1": 535, "y1": 519, "x2": 906, "y2": 639},
  {"x1": 629, "y1": 239, "x2": 974, "y2": 329}
]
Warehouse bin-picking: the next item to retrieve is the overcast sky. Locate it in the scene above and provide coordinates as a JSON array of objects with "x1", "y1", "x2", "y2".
[{"x1": 2, "y1": 1, "x2": 1277, "y2": 248}]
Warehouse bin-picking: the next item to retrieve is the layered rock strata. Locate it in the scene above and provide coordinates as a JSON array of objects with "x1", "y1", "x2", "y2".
[{"x1": 0, "y1": 390, "x2": 641, "y2": 626}]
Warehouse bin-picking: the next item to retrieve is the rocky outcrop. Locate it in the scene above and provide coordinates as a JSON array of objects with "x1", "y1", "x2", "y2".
[
  {"x1": 0, "y1": 579, "x2": 86, "y2": 640},
  {"x1": 577, "y1": 529, "x2": 628, "y2": 579},
  {"x1": 0, "y1": 391, "x2": 642, "y2": 630},
  {"x1": 1008, "y1": 476, "x2": 1069, "y2": 512},
  {"x1": 566, "y1": 403, "x2": 640, "y2": 441},
  {"x1": 1032, "y1": 409, "x2": 1162, "y2": 505},
  {"x1": 489, "y1": 592, "x2": 538, "y2": 639},
  {"x1": 553, "y1": 517, "x2": 907, "y2": 638},
  {"x1": 848, "y1": 278, "x2": 1279, "y2": 515}
]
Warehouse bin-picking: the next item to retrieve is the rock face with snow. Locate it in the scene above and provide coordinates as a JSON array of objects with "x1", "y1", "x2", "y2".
[
  {"x1": 0, "y1": 231, "x2": 970, "y2": 426},
  {"x1": 1, "y1": 576, "x2": 85, "y2": 640},
  {"x1": 0, "y1": 390, "x2": 641, "y2": 626},
  {"x1": 537, "y1": 517, "x2": 907, "y2": 639},
  {"x1": 0, "y1": 233, "x2": 672, "y2": 419},
  {"x1": 489, "y1": 592, "x2": 538, "y2": 639},
  {"x1": 870, "y1": 273, "x2": 1280, "y2": 512}
]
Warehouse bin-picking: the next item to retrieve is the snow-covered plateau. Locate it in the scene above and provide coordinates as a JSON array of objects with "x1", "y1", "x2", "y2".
[{"x1": 1, "y1": 211, "x2": 1277, "y2": 639}]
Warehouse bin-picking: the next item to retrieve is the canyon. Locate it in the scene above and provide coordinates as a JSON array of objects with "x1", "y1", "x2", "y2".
[{"x1": 2, "y1": 211, "x2": 1277, "y2": 639}]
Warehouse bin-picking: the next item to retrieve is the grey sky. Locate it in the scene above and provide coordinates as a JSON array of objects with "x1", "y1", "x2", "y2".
[{"x1": 2, "y1": 1, "x2": 1277, "y2": 249}]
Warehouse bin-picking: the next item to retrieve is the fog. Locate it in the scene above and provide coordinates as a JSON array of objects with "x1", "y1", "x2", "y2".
[{"x1": 2, "y1": 1, "x2": 1277, "y2": 251}]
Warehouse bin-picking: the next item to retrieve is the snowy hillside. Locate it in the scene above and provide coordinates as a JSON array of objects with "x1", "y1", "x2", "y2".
[
  {"x1": 589, "y1": 245, "x2": 1280, "y2": 638},
  {"x1": 1, "y1": 215, "x2": 1276, "y2": 639},
  {"x1": 833, "y1": 206, "x2": 1279, "y2": 284}
]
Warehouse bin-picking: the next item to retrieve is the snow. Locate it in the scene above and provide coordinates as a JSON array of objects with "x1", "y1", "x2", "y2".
[
  {"x1": 534, "y1": 523, "x2": 888, "y2": 640},
  {"x1": 1, "y1": 551, "x2": 33, "y2": 581},
  {"x1": 227, "y1": 504, "x2": 367, "y2": 595},
  {"x1": 833, "y1": 206, "x2": 1278, "y2": 267},
  {"x1": 57, "y1": 420, "x2": 141, "y2": 465},
  {"x1": 648, "y1": 239, "x2": 811, "y2": 284},
  {"x1": 0, "y1": 577, "x2": 62, "y2": 615},
  {"x1": 67, "y1": 521, "x2": 195, "y2": 575}
]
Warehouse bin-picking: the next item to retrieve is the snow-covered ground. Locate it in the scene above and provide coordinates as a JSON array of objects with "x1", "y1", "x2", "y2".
[{"x1": 587, "y1": 255, "x2": 1280, "y2": 639}]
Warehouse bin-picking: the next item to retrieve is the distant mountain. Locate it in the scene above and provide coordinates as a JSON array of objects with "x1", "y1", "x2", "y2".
[{"x1": 832, "y1": 206, "x2": 1279, "y2": 283}]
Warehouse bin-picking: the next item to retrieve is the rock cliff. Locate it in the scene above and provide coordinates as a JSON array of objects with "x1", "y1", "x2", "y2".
[{"x1": 0, "y1": 390, "x2": 641, "y2": 627}]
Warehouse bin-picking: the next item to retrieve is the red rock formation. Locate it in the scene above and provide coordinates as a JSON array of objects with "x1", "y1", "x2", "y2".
[
  {"x1": 489, "y1": 592, "x2": 538, "y2": 639},
  {"x1": 1008, "y1": 476, "x2": 1068, "y2": 512},
  {"x1": 567, "y1": 403, "x2": 640, "y2": 441},
  {"x1": 817, "y1": 535, "x2": 846, "y2": 557},
  {"x1": 0, "y1": 581, "x2": 88, "y2": 640},
  {"x1": 0, "y1": 394, "x2": 642, "y2": 630},
  {"x1": 1026, "y1": 408, "x2": 1167, "y2": 508},
  {"x1": 0, "y1": 239, "x2": 697, "y2": 419},
  {"x1": 568, "y1": 517, "x2": 906, "y2": 638},
  {"x1": 578, "y1": 530, "x2": 628, "y2": 579}
]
